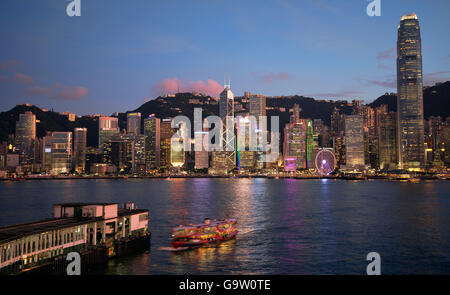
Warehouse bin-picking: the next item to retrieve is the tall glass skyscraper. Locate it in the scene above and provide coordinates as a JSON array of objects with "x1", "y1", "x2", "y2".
[
  {"x1": 144, "y1": 115, "x2": 160, "y2": 170},
  {"x1": 73, "y1": 128, "x2": 87, "y2": 174},
  {"x1": 397, "y1": 13, "x2": 425, "y2": 170},
  {"x1": 127, "y1": 112, "x2": 141, "y2": 135},
  {"x1": 15, "y1": 111, "x2": 36, "y2": 171}
]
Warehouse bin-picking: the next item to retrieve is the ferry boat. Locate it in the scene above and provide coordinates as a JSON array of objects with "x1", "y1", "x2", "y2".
[{"x1": 171, "y1": 218, "x2": 238, "y2": 248}]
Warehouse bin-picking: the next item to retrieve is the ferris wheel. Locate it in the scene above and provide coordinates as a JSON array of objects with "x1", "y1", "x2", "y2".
[{"x1": 315, "y1": 149, "x2": 336, "y2": 175}]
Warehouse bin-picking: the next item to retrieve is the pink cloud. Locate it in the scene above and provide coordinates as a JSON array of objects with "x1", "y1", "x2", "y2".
[
  {"x1": 53, "y1": 83, "x2": 88, "y2": 100},
  {"x1": 25, "y1": 85, "x2": 54, "y2": 96},
  {"x1": 251, "y1": 71, "x2": 293, "y2": 83},
  {"x1": 25, "y1": 83, "x2": 88, "y2": 100},
  {"x1": 152, "y1": 77, "x2": 223, "y2": 97},
  {"x1": 14, "y1": 72, "x2": 34, "y2": 84}
]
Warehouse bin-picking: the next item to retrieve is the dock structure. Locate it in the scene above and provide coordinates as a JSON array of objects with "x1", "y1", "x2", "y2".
[{"x1": 0, "y1": 202, "x2": 149, "y2": 274}]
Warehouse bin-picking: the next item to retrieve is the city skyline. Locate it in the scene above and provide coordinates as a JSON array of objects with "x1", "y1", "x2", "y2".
[{"x1": 1, "y1": 1, "x2": 450, "y2": 116}]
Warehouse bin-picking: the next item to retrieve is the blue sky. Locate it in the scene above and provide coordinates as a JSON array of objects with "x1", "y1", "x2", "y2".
[{"x1": 0, "y1": 0, "x2": 449, "y2": 115}]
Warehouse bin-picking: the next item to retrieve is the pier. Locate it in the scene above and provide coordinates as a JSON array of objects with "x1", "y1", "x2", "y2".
[{"x1": 0, "y1": 202, "x2": 150, "y2": 274}]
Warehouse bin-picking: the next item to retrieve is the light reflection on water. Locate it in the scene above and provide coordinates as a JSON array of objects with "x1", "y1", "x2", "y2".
[{"x1": 0, "y1": 178, "x2": 449, "y2": 274}]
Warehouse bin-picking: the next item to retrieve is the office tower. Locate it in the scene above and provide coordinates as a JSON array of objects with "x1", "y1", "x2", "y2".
[
  {"x1": 15, "y1": 111, "x2": 36, "y2": 171},
  {"x1": 42, "y1": 132, "x2": 53, "y2": 173},
  {"x1": 330, "y1": 107, "x2": 340, "y2": 138},
  {"x1": 363, "y1": 106, "x2": 378, "y2": 168},
  {"x1": 127, "y1": 112, "x2": 141, "y2": 135},
  {"x1": 428, "y1": 116, "x2": 444, "y2": 168},
  {"x1": 333, "y1": 136, "x2": 346, "y2": 169},
  {"x1": 51, "y1": 132, "x2": 72, "y2": 174},
  {"x1": 305, "y1": 120, "x2": 314, "y2": 168},
  {"x1": 379, "y1": 112, "x2": 398, "y2": 170},
  {"x1": 249, "y1": 95, "x2": 267, "y2": 169},
  {"x1": 133, "y1": 134, "x2": 146, "y2": 173},
  {"x1": 171, "y1": 121, "x2": 187, "y2": 168},
  {"x1": 345, "y1": 115, "x2": 365, "y2": 170},
  {"x1": 374, "y1": 104, "x2": 388, "y2": 137},
  {"x1": 144, "y1": 115, "x2": 160, "y2": 170},
  {"x1": 249, "y1": 94, "x2": 266, "y2": 121},
  {"x1": 219, "y1": 84, "x2": 234, "y2": 120},
  {"x1": 194, "y1": 131, "x2": 209, "y2": 170},
  {"x1": 217, "y1": 83, "x2": 236, "y2": 171},
  {"x1": 73, "y1": 128, "x2": 87, "y2": 174},
  {"x1": 283, "y1": 121, "x2": 307, "y2": 171},
  {"x1": 98, "y1": 116, "x2": 119, "y2": 154},
  {"x1": 397, "y1": 13, "x2": 425, "y2": 170},
  {"x1": 442, "y1": 122, "x2": 450, "y2": 167},
  {"x1": 352, "y1": 100, "x2": 363, "y2": 116},
  {"x1": 236, "y1": 114, "x2": 256, "y2": 172},
  {"x1": 160, "y1": 119, "x2": 174, "y2": 171},
  {"x1": 290, "y1": 104, "x2": 301, "y2": 124}
]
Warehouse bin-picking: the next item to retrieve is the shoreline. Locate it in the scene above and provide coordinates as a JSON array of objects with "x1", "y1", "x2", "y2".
[{"x1": 1, "y1": 175, "x2": 449, "y2": 181}]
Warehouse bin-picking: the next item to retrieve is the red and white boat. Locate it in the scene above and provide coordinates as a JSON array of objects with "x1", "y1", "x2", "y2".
[{"x1": 171, "y1": 218, "x2": 238, "y2": 248}]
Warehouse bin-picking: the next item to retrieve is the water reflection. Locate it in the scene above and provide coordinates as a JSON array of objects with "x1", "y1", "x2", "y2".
[{"x1": 0, "y1": 179, "x2": 449, "y2": 274}]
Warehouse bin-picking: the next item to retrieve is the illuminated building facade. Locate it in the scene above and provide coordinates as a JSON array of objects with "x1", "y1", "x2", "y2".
[
  {"x1": 98, "y1": 117, "x2": 119, "y2": 154},
  {"x1": 51, "y1": 132, "x2": 72, "y2": 174},
  {"x1": 15, "y1": 111, "x2": 36, "y2": 172},
  {"x1": 127, "y1": 112, "x2": 141, "y2": 135},
  {"x1": 144, "y1": 115, "x2": 160, "y2": 170},
  {"x1": 283, "y1": 121, "x2": 307, "y2": 170},
  {"x1": 344, "y1": 115, "x2": 365, "y2": 170},
  {"x1": 160, "y1": 119, "x2": 174, "y2": 171},
  {"x1": 73, "y1": 128, "x2": 87, "y2": 174},
  {"x1": 397, "y1": 13, "x2": 425, "y2": 170},
  {"x1": 379, "y1": 112, "x2": 398, "y2": 170}
]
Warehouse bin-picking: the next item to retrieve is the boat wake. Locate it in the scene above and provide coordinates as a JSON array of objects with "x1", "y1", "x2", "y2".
[{"x1": 157, "y1": 246, "x2": 191, "y2": 252}]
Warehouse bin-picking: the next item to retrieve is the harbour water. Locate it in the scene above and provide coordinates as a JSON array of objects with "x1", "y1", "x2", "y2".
[{"x1": 0, "y1": 178, "x2": 449, "y2": 274}]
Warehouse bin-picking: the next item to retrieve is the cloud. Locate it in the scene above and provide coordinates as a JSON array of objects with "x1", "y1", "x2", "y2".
[
  {"x1": 365, "y1": 78, "x2": 397, "y2": 89},
  {"x1": 25, "y1": 83, "x2": 88, "y2": 100},
  {"x1": 152, "y1": 77, "x2": 223, "y2": 97},
  {"x1": 251, "y1": 71, "x2": 293, "y2": 83},
  {"x1": 376, "y1": 48, "x2": 395, "y2": 70},
  {"x1": 14, "y1": 73, "x2": 34, "y2": 84},
  {"x1": 0, "y1": 60, "x2": 20, "y2": 71},
  {"x1": 304, "y1": 89, "x2": 361, "y2": 98},
  {"x1": 423, "y1": 71, "x2": 450, "y2": 86},
  {"x1": 53, "y1": 83, "x2": 88, "y2": 100},
  {"x1": 25, "y1": 86, "x2": 54, "y2": 96}
]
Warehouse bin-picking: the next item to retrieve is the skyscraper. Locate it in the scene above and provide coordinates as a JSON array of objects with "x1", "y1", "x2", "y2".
[
  {"x1": 397, "y1": 13, "x2": 425, "y2": 170},
  {"x1": 98, "y1": 116, "x2": 119, "y2": 154},
  {"x1": 73, "y1": 128, "x2": 87, "y2": 174},
  {"x1": 283, "y1": 121, "x2": 307, "y2": 170},
  {"x1": 144, "y1": 115, "x2": 160, "y2": 170},
  {"x1": 127, "y1": 112, "x2": 141, "y2": 135},
  {"x1": 15, "y1": 111, "x2": 36, "y2": 171},
  {"x1": 249, "y1": 94, "x2": 266, "y2": 121},
  {"x1": 344, "y1": 115, "x2": 365, "y2": 170},
  {"x1": 160, "y1": 119, "x2": 174, "y2": 171},
  {"x1": 379, "y1": 112, "x2": 398, "y2": 170},
  {"x1": 215, "y1": 84, "x2": 235, "y2": 172},
  {"x1": 51, "y1": 132, "x2": 72, "y2": 174}
]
